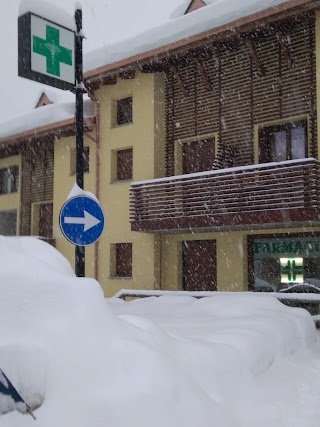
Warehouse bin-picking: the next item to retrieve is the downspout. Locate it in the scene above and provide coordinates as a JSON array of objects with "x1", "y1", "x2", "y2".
[{"x1": 86, "y1": 88, "x2": 100, "y2": 281}]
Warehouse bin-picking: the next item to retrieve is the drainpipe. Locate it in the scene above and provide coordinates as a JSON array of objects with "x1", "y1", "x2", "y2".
[{"x1": 86, "y1": 88, "x2": 100, "y2": 281}]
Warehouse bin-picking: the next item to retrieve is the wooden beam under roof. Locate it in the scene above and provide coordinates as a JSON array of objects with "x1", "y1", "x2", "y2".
[
  {"x1": 277, "y1": 31, "x2": 294, "y2": 68},
  {"x1": 194, "y1": 57, "x2": 211, "y2": 90},
  {"x1": 245, "y1": 40, "x2": 265, "y2": 77},
  {"x1": 99, "y1": 75, "x2": 117, "y2": 85},
  {"x1": 119, "y1": 69, "x2": 136, "y2": 79},
  {"x1": 171, "y1": 64, "x2": 189, "y2": 97}
]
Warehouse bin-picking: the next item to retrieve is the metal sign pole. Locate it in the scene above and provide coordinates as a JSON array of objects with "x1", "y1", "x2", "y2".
[{"x1": 75, "y1": 8, "x2": 85, "y2": 277}]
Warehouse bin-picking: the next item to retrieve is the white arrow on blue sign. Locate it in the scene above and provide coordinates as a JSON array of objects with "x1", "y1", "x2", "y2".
[{"x1": 59, "y1": 196, "x2": 105, "y2": 246}]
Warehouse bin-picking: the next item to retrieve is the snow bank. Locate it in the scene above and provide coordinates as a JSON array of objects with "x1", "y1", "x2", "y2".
[
  {"x1": 0, "y1": 236, "x2": 232, "y2": 427},
  {"x1": 0, "y1": 235, "x2": 318, "y2": 426},
  {"x1": 109, "y1": 294, "x2": 319, "y2": 427}
]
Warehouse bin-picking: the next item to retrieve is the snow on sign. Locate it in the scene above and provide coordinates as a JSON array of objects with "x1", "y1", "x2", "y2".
[
  {"x1": 60, "y1": 196, "x2": 105, "y2": 246},
  {"x1": 18, "y1": 12, "x2": 75, "y2": 90}
]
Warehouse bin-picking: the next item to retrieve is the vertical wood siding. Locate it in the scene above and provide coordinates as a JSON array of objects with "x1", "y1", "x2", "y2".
[
  {"x1": 165, "y1": 14, "x2": 316, "y2": 175},
  {"x1": 20, "y1": 140, "x2": 54, "y2": 235}
]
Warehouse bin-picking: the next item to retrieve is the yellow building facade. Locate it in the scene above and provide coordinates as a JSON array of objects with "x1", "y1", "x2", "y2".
[
  {"x1": 53, "y1": 72, "x2": 166, "y2": 296},
  {"x1": 2, "y1": 3, "x2": 320, "y2": 298}
]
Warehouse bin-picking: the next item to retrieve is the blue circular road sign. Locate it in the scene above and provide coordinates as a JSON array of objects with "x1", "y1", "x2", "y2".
[{"x1": 59, "y1": 196, "x2": 105, "y2": 246}]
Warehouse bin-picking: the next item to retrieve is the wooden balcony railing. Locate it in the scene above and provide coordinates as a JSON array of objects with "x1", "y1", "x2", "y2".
[{"x1": 130, "y1": 158, "x2": 320, "y2": 232}]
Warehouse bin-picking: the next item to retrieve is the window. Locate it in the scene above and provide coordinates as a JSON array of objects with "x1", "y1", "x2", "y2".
[
  {"x1": 116, "y1": 97, "x2": 132, "y2": 126},
  {"x1": 32, "y1": 202, "x2": 53, "y2": 239},
  {"x1": 70, "y1": 147, "x2": 89, "y2": 175},
  {"x1": 259, "y1": 120, "x2": 307, "y2": 163},
  {"x1": 116, "y1": 148, "x2": 133, "y2": 181},
  {"x1": 0, "y1": 210, "x2": 17, "y2": 235},
  {"x1": 250, "y1": 234, "x2": 320, "y2": 292},
  {"x1": 0, "y1": 166, "x2": 19, "y2": 194},
  {"x1": 115, "y1": 243, "x2": 132, "y2": 278},
  {"x1": 182, "y1": 139, "x2": 215, "y2": 174}
]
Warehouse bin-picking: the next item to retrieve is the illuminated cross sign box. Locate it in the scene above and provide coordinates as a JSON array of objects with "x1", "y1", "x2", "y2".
[
  {"x1": 280, "y1": 258, "x2": 304, "y2": 284},
  {"x1": 18, "y1": 12, "x2": 75, "y2": 90}
]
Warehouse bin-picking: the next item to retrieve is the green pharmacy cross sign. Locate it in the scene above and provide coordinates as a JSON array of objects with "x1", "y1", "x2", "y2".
[
  {"x1": 280, "y1": 258, "x2": 304, "y2": 284},
  {"x1": 33, "y1": 25, "x2": 72, "y2": 78},
  {"x1": 18, "y1": 12, "x2": 75, "y2": 90}
]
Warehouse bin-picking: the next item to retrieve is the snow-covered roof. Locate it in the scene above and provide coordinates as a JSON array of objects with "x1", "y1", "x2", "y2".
[
  {"x1": 84, "y1": 0, "x2": 307, "y2": 78},
  {"x1": 0, "y1": 90, "x2": 94, "y2": 142},
  {"x1": 34, "y1": 87, "x2": 75, "y2": 108}
]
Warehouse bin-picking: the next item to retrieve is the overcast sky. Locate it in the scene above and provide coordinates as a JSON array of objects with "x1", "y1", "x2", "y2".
[{"x1": 1, "y1": 0, "x2": 184, "y2": 122}]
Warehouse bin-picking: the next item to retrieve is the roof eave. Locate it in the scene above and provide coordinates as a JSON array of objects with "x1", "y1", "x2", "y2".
[
  {"x1": 85, "y1": 0, "x2": 320, "y2": 83},
  {"x1": 0, "y1": 117, "x2": 96, "y2": 146}
]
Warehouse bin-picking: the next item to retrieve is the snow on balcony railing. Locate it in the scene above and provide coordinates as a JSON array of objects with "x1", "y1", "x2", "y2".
[{"x1": 130, "y1": 158, "x2": 320, "y2": 222}]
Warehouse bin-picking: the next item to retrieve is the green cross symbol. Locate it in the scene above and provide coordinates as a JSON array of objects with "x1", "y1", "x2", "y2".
[
  {"x1": 281, "y1": 259, "x2": 304, "y2": 282},
  {"x1": 33, "y1": 25, "x2": 72, "y2": 77}
]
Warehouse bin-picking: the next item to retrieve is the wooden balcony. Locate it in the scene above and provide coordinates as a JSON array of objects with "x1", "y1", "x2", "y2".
[{"x1": 130, "y1": 158, "x2": 320, "y2": 233}]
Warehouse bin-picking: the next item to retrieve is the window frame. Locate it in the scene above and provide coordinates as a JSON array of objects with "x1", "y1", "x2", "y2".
[
  {"x1": 259, "y1": 120, "x2": 308, "y2": 163},
  {"x1": 111, "y1": 243, "x2": 133, "y2": 279},
  {"x1": 174, "y1": 133, "x2": 217, "y2": 176},
  {"x1": 247, "y1": 232, "x2": 320, "y2": 292},
  {"x1": 0, "y1": 209, "x2": 17, "y2": 235},
  {"x1": 31, "y1": 201, "x2": 53, "y2": 239},
  {"x1": 113, "y1": 148, "x2": 133, "y2": 182},
  {"x1": 116, "y1": 97, "x2": 133, "y2": 127},
  {"x1": 0, "y1": 165, "x2": 19, "y2": 195}
]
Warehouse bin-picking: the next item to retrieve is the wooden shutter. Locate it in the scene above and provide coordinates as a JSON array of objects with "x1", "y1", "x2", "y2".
[
  {"x1": 116, "y1": 243, "x2": 132, "y2": 277},
  {"x1": 39, "y1": 203, "x2": 53, "y2": 239},
  {"x1": 117, "y1": 148, "x2": 133, "y2": 181},
  {"x1": 182, "y1": 139, "x2": 215, "y2": 174},
  {"x1": 182, "y1": 240, "x2": 217, "y2": 291}
]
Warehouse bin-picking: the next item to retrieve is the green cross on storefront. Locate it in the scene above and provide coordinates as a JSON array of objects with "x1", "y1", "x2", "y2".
[
  {"x1": 33, "y1": 25, "x2": 72, "y2": 77},
  {"x1": 280, "y1": 259, "x2": 304, "y2": 283}
]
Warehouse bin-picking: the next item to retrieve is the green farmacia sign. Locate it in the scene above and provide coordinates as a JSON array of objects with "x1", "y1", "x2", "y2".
[{"x1": 254, "y1": 237, "x2": 320, "y2": 259}]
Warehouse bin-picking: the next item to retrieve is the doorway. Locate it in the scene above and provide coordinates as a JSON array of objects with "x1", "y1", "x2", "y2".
[{"x1": 182, "y1": 240, "x2": 217, "y2": 291}]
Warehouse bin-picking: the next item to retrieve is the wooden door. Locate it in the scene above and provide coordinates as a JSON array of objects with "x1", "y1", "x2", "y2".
[
  {"x1": 39, "y1": 203, "x2": 53, "y2": 239},
  {"x1": 182, "y1": 240, "x2": 217, "y2": 291}
]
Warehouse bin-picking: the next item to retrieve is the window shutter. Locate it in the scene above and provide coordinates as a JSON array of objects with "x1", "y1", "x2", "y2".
[
  {"x1": 117, "y1": 148, "x2": 133, "y2": 181},
  {"x1": 116, "y1": 243, "x2": 132, "y2": 277}
]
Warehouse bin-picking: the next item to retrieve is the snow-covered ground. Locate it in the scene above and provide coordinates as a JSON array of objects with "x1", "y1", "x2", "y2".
[{"x1": 0, "y1": 236, "x2": 320, "y2": 426}]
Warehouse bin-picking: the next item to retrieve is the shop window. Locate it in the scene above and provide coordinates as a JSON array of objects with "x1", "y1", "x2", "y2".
[
  {"x1": 116, "y1": 148, "x2": 133, "y2": 181},
  {"x1": 114, "y1": 243, "x2": 132, "y2": 278},
  {"x1": 116, "y1": 97, "x2": 132, "y2": 126},
  {"x1": 0, "y1": 210, "x2": 17, "y2": 235},
  {"x1": 70, "y1": 147, "x2": 89, "y2": 175},
  {"x1": 0, "y1": 166, "x2": 19, "y2": 194},
  {"x1": 250, "y1": 235, "x2": 320, "y2": 292},
  {"x1": 259, "y1": 120, "x2": 307, "y2": 163}
]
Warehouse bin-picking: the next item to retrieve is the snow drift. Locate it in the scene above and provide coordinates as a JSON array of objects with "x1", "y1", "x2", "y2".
[{"x1": 0, "y1": 236, "x2": 318, "y2": 427}]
